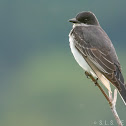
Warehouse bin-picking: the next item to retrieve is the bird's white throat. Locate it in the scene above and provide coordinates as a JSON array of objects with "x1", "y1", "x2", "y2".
[{"x1": 72, "y1": 23, "x2": 88, "y2": 28}]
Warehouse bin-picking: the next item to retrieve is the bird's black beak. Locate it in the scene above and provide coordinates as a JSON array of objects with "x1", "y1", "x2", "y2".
[{"x1": 68, "y1": 18, "x2": 80, "y2": 23}]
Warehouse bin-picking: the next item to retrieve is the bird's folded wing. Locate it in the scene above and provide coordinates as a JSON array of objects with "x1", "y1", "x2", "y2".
[{"x1": 72, "y1": 26, "x2": 124, "y2": 91}]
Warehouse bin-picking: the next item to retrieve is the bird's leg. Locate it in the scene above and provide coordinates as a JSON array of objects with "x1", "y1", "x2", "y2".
[
  {"x1": 85, "y1": 71, "x2": 90, "y2": 79},
  {"x1": 85, "y1": 71, "x2": 98, "y2": 85}
]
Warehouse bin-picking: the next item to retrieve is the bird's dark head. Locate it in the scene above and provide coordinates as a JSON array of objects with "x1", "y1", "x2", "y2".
[{"x1": 69, "y1": 11, "x2": 99, "y2": 26}]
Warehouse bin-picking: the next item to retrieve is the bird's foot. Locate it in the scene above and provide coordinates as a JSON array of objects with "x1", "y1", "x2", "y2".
[{"x1": 85, "y1": 71, "x2": 90, "y2": 79}]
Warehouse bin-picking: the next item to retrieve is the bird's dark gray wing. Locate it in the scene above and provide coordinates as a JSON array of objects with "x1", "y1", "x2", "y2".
[{"x1": 71, "y1": 25, "x2": 125, "y2": 91}]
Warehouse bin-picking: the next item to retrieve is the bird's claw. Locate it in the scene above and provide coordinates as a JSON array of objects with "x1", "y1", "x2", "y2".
[{"x1": 85, "y1": 71, "x2": 90, "y2": 79}]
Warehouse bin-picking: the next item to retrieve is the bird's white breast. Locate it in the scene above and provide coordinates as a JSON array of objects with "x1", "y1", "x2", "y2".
[{"x1": 69, "y1": 33, "x2": 97, "y2": 77}]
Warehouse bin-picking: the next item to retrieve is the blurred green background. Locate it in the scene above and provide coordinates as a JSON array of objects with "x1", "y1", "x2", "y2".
[{"x1": 0, "y1": 0, "x2": 126, "y2": 126}]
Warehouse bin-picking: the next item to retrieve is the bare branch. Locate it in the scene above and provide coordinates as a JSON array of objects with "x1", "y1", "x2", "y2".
[
  {"x1": 85, "y1": 71, "x2": 123, "y2": 126},
  {"x1": 109, "y1": 89, "x2": 123, "y2": 126}
]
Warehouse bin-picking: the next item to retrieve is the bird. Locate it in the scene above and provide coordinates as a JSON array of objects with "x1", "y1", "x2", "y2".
[{"x1": 68, "y1": 11, "x2": 126, "y2": 105}]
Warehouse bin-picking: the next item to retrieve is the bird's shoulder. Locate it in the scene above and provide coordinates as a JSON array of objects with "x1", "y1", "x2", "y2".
[{"x1": 71, "y1": 25, "x2": 112, "y2": 52}]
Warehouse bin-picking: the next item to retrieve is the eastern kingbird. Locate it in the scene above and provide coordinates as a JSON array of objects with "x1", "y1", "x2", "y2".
[{"x1": 69, "y1": 11, "x2": 126, "y2": 105}]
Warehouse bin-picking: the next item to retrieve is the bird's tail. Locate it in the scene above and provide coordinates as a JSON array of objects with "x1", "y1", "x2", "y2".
[
  {"x1": 112, "y1": 65, "x2": 126, "y2": 105},
  {"x1": 118, "y1": 83, "x2": 126, "y2": 105}
]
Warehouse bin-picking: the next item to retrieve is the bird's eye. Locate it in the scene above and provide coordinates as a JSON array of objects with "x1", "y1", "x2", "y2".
[{"x1": 83, "y1": 18, "x2": 88, "y2": 23}]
